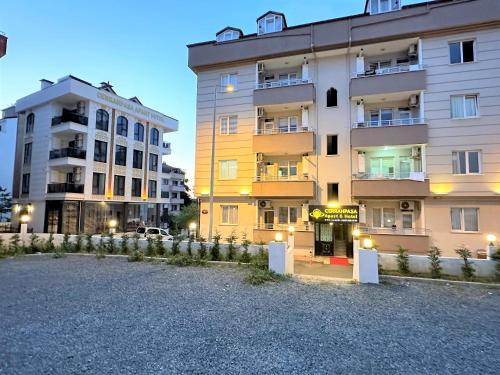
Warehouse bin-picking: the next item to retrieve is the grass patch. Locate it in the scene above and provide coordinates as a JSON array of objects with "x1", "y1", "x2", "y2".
[{"x1": 243, "y1": 267, "x2": 288, "y2": 286}]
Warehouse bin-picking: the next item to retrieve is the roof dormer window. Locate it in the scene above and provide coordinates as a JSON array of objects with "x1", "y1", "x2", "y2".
[
  {"x1": 257, "y1": 12, "x2": 286, "y2": 35},
  {"x1": 216, "y1": 27, "x2": 242, "y2": 43},
  {"x1": 368, "y1": 0, "x2": 401, "y2": 15}
]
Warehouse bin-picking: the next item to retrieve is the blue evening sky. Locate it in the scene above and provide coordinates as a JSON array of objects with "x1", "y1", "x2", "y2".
[{"x1": 0, "y1": 0, "x2": 422, "y2": 185}]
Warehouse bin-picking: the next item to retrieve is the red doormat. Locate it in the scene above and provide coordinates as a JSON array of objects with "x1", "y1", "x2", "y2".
[{"x1": 330, "y1": 257, "x2": 350, "y2": 266}]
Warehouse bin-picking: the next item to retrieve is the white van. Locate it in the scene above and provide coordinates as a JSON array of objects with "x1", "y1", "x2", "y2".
[{"x1": 136, "y1": 227, "x2": 173, "y2": 240}]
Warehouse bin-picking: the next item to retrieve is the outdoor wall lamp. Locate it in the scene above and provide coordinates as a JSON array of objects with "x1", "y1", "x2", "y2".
[
  {"x1": 363, "y1": 238, "x2": 373, "y2": 249},
  {"x1": 20, "y1": 214, "x2": 31, "y2": 224},
  {"x1": 288, "y1": 226, "x2": 295, "y2": 234},
  {"x1": 275, "y1": 232, "x2": 283, "y2": 242},
  {"x1": 352, "y1": 228, "x2": 361, "y2": 239},
  {"x1": 486, "y1": 234, "x2": 496, "y2": 246}
]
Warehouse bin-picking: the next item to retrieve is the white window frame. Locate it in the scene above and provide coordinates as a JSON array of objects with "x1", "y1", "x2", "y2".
[
  {"x1": 278, "y1": 116, "x2": 298, "y2": 133},
  {"x1": 449, "y1": 40, "x2": 475, "y2": 65},
  {"x1": 220, "y1": 73, "x2": 238, "y2": 91},
  {"x1": 277, "y1": 161, "x2": 298, "y2": 180},
  {"x1": 221, "y1": 205, "x2": 238, "y2": 225},
  {"x1": 370, "y1": 0, "x2": 400, "y2": 14},
  {"x1": 220, "y1": 115, "x2": 238, "y2": 135},
  {"x1": 278, "y1": 206, "x2": 300, "y2": 225},
  {"x1": 216, "y1": 30, "x2": 239, "y2": 43},
  {"x1": 372, "y1": 207, "x2": 396, "y2": 228},
  {"x1": 450, "y1": 94, "x2": 479, "y2": 119},
  {"x1": 450, "y1": 207, "x2": 479, "y2": 233},
  {"x1": 258, "y1": 14, "x2": 283, "y2": 35},
  {"x1": 452, "y1": 150, "x2": 482, "y2": 175},
  {"x1": 219, "y1": 160, "x2": 237, "y2": 180}
]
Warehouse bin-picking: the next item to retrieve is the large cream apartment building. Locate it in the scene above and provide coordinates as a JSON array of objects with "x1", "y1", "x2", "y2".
[{"x1": 189, "y1": 0, "x2": 500, "y2": 258}]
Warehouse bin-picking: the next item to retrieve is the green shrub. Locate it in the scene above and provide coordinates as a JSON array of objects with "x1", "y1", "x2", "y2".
[
  {"x1": 45, "y1": 233, "x2": 55, "y2": 253},
  {"x1": 0, "y1": 237, "x2": 5, "y2": 257},
  {"x1": 251, "y1": 242, "x2": 268, "y2": 270},
  {"x1": 120, "y1": 234, "x2": 129, "y2": 255},
  {"x1": 96, "y1": 235, "x2": 106, "y2": 259},
  {"x1": 210, "y1": 232, "x2": 221, "y2": 261},
  {"x1": 53, "y1": 244, "x2": 65, "y2": 258},
  {"x1": 9, "y1": 234, "x2": 21, "y2": 255},
  {"x1": 132, "y1": 233, "x2": 140, "y2": 253},
  {"x1": 225, "y1": 230, "x2": 238, "y2": 262},
  {"x1": 186, "y1": 235, "x2": 194, "y2": 257},
  {"x1": 128, "y1": 250, "x2": 144, "y2": 262},
  {"x1": 396, "y1": 245, "x2": 410, "y2": 274},
  {"x1": 29, "y1": 233, "x2": 40, "y2": 253},
  {"x1": 171, "y1": 235, "x2": 183, "y2": 256},
  {"x1": 455, "y1": 246, "x2": 475, "y2": 280},
  {"x1": 492, "y1": 249, "x2": 500, "y2": 282},
  {"x1": 145, "y1": 237, "x2": 155, "y2": 257},
  {"x1": 154, "y1": 235, "x2": 165, "y2": 257},
  {"x1": 428, "y1": 246, "x2": 442, "y2": 279},
  {"x1": 106, "y1": 232, "x2": 116, "y2": 254},
  {"x1": 85, "y1": 233, "x2": 94, "y2": 253},
  {"x1": 243, "y1": 268, "x2": 287, "y2": 285},
  {"x1": 61, "y1": 233, "x2": 72, "y2": 253},
  {"x1": 197, "y1": 236, "x2": 207, "y2": 259},
  {"x1": 239, "y1": 232, "x2": 252, "y2": 263},
  {"x1": 74, "y1": 234, "x2": 84, "y2": 253},
  {"x1": 165, "y1": 254, "x2": 206, "y2": 267}
]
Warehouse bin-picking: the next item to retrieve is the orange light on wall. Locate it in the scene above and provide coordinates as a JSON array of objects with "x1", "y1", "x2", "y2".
[
  {"x1": 106, "y1": 192, "x2": 113, "y2": 199},
  {"x1": 430, "y1": 184, "x2": 453, "y2": 195}
]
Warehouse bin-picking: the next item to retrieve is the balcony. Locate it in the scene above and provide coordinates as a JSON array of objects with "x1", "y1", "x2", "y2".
[
  {"x1": 47, "y1": 183, "x2": 84, "y2": 194},
  {"x1": 0, "y1": 32, "x2": 6, "y2": 58},
  {"x1": 351, "y1": 119, "x2": 427, "y2": 147},
  {"x1": 254, "y1": 80, "x2": 315, "y2": 107},
  {"x1": 352, "y1": 173, "x2": 430, "y2": 198},
  {"x1": 161, "y1": 191, "x2": 169, "y2": 199},
  {"x1": 350, "y1": 68, "x2": 425, "y2": 97},
  {"x1": 51, "y1": 109, "x2": 88, "y2": 134},
  {"x1": 162, "y1": 141, "x2": 171, "y2": 155},
  {"x1": 252, "y1": 176, "x2": 315, "y2": 198},
  {"x1": 49, "y1": 148, "x2": 86, "y2": 160},
  {"x1": 253, "y1": 129, "x2": 314, "y2": 155}
]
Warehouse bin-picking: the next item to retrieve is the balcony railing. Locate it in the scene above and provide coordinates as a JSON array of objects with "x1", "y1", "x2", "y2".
[
  {"x1": 353, "y1": 172, "x2": 426, "y2": 181},
  {"x1": 161, "y1": 191, "x2": 169, "y2": 198},
  {"x1": 359, "y1": 226, "x2": 430, "y2": 236},
  {"x1": 353, "y1": 118, "x2": 425, "y2": 128},
  {"x1": 254, "y1": 223, "x2": 313, "y2": 231},
  {"x1": 49, "y1": 148, "x2": 86, "y2": 160},
  {"x1": 47, "y1": 183, "x2": 84, "y2": 194},
  {"x1": 51, "y1": 109, "x2": 88, "y2": 127},
  {"x1": 256, "y1": 78, "x2": 311, "y2": 90},
  {"x1": 354, "y1": 63, "x2": 423, "y2": 78},
  {"x1": 254, "y1": 174, "x2": 308, "y2": 182},
  {"x1": 255, "y1": 127, "x2": 310, "y2": 135}
]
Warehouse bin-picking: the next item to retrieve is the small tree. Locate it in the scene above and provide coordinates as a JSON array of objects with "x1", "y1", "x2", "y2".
[
  {"x1": 396, "y1": 245, "x2": 410, "y2": 274},
  {"x1": 210, "y1": 232, "x2": 221, "y2": 261},
  {"x1": 251, "y1": 242, "x2": 268, "y2": 270},
  {"x1": 240, "y1": 232, "x2": 252, "y2": 263},
  {"x1": 85, "y1": 234, "x2": 94, "y2": 253},
  {"x1": 455, "y1": 246, "x2": 475, "y2": 280},
  {"x1": 96, "y1": 234, "x2": 106, "y2": 259},
  {"x1": 186, "y1": 234, "x2": 194, "y2": 257},
  {"x1": 154, "y1": 235, "x2": 165, "y2": 257},
  {"x1": 198, "y1": 236, "x2": 207, "y2": 259},
  {"x1": 0, "y1": 237, "x2": 5, "y2": 257},
  {"x1": 146, "y1": 237, "x2": 155, "y2": 257},
  {"x1": 29, "y1": 233, "x2": 40, "y2": 253},
  {"x1": 9, "y1": 234, "x2": 21, "y2": 255},
  {"x1": 428, "y1": 246, "x2": 442, "y2": 279},
  {"x1": 106, "y1": 232, "x2": 116, "y2": 254},
  {"x1": 61, "y1": 233, "x2": 71, "y2": 253},
  {"x1": 225, "y1": 230, "x2": 238, "y2": 261},
  {"x1": 45, "y1": 233, "x2": 55, "y2": 253},
  {"x1": 74, "y1": 234, "x2": 83, "y2": 253},
  {"x1": 492, "y1": 249, "x2": 500, "y2": 282},
  {"x1": 132, "y1": 233, "x2": 140, "y2": 253},
  {"x1": 0, "y1": 186, "x2": 12, "y2": 222},
  {"x1": 120, "y1": 234, "x2": 129, "y2": 255},
  {"x1": 171, "y1": 234, "x2": 183, "y2": 256}
]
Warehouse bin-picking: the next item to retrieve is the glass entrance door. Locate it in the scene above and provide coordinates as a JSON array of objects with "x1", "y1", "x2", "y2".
[
  {"x1": 264, "y1": 210, "x2": 274, "y2": 229},
  {"x1": 315, "y1": 223, "x2": 334, "y2": 256}
]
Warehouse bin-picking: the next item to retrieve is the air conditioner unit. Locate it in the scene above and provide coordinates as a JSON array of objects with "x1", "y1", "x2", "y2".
[
  {"x1": 73, "y1": 167, "x2": 82, "y2": 182},
  {"x1": 409, "y1": 94, "x2": 419, "y2": 107},
  {"x1": 257, "y1": 63, "x2": 265, "y2": 73},
  {"x1": 400, "y1": 201, "x2": 415, "y2": 211},
  {"x1": 256, "y1": 153, "x2": 263, "y2": 162},
  {"x1": 257, "y1": 107, "x2": 264, "y2": 117},
  {"x1": 258, "y1": 200, "x2": 272, "y2": 209},
  {"x1": 408, "y1": 44, "x2": 418, "y2": 58},
  {"x1": 411, "y1": 146, "x2": 421, "y2": 158}
]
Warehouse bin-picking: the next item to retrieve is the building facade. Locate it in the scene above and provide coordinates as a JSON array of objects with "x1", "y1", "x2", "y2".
[
  {"x1": 189, "y1": 0, "x2": 500, "y2": 258},
  {"x1": 160, "y1": 163, "x2": 186, "y2": 219},
  {"x1": 12, "y1": 75, "x2": 178, "y2": 234}
]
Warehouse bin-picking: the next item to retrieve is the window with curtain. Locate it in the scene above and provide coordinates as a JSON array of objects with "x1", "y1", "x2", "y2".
[
  {"x1": 219, "y1": 160, "x2": 237, "y2": 179},
  {"x1": 96, "y1": 109, "x2": 109, "y2": 131},
  {"x1": 148, "y1": 180, "x2": 157, "y2": 198},
  {"x1": 150, "y1": 128, "x2": 159, "y2": 145},
  {"x1": 93, "y1": 140, "x2": 107, "y2": 163},
  {"x1": 116, "y1": 116, "x2": 128, "y2": 136},
  {"x1": 131, "y1": 178, "x2": 142, "y2": 197},
  {"x1": 92, "y1": 173, "x2": 106, "y2": 195},
  {"x1": 451, "y1": 208, "x2": 479, "y2": 232},
  {"x1": 451, "y1": 95, "x2": 478, "y2": 118},
  {"x1": 26, "y1": 113, "x2": 35, "y2": 134},
  {"x1": 278, "y1": 116, "x2": 298, "y2": 133},
  {"x1": 220, "y1": 73, "x2": 238, "y2": 91},
  {"x1": 452, "y1": 151, "x2": 481, "y2": 174},
  {"x1": 373, "y1": 208, "x2": 396, "y2": 228},
  {"x1": 221, "y1": 205, "x2": 238, "y2": 224},
  {"x1": 278, "y1": 207, "x2": 299, "y2": 224},
  {"x1": 113, "y1": 175, "x2": 125, "y2": 196},
  {"x1": 220, "y1": 116, "x2": 238, "y2": 135},
  {"x1": 134, "y1": 123, "x2": 144, "y2": 141}
]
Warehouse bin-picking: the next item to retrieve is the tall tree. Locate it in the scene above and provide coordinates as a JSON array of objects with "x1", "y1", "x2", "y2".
[{"x1": 0, "y1": 187, "x2": 12, "y2": 221}]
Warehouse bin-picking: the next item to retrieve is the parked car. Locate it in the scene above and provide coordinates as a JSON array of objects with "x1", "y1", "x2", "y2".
[{"x1": 136, "y1": 227, "x2": 173, "y2": 240}]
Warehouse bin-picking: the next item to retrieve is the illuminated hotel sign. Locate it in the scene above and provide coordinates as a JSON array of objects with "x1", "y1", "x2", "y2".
[{"x1": 308, "y1": 205, "x2": 359, "y2": 223}]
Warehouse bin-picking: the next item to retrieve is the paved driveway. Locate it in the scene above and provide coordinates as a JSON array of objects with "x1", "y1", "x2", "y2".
[{"x1": 0, "y1": 255, "x2": 499, "y2": 374}]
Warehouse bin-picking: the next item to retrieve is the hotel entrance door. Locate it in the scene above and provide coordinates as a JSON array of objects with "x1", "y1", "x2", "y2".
[{"x1": 314, "y1": 222, "x2": 353, "y2": 258}]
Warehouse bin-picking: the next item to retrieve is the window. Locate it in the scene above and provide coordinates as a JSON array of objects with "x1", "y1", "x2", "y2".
[
  {"x1": 370, "y1": 157, "x2": 395, "y2": 178},
  {"x1": 258, "y1": 14, "x2": 283, "y2": 34},
  {"x1": 277, "y1": 161, "x2": 297, "y2": 179},
  {"x1": 149, "y1": 153, "x2": 158, "y2": 172},
  {"x1": 116, "y1": 116, "x2": 128, "y2": 137},
  {"x1": 133, "y1": 150, "x2": 143, "y2": 169},
  {"x1": 115, "y1": 145, "x2": 127, "y2": 166},
  {"x1": 150, "y1": 128, "x2": 159, "y2": 146},
  {"x1": 24, "y1": 143, "x2": 32, "y2": 164},
  {"x1": 370, "y1": 108, "x2": 393, "y2": 126},
  {"x1": 134, "y1": 123, "x2": 144, "y2": 141},
  {"x1": 278, "y1": 207, "x2": 299, "y2": 224},
  {"x1": 94, "y1": 140, "x2": 107, "y2": 163},
  {"x1": 171, "y1": 204, "x2": 178, "y2": 211},
  {"x1": 216, "y1": 29, "x2": 240, "y2": 42},
  {"x1": 148, "y1": 180, "x2": 157, "y2": 198},
  {"x1": 449, "y1": 40, "x2": 475, "y2": 64},
  {"x1": 402, "y1": 213, "x2": 413, "y2": 229},
  {"x1": 26, "y1": 113, "x2": 35, "y2": 134},
  {"x1": 373, "y1": 208, "x2": 396, "y2": 228},
  {"x1": 114, "y1": 175, "x2": 125, "y2": 196},
  {"x1": 21, "y1": 173, "x2": 30, "y2": 194},
  {"x1": 221, "y1": 205, "x2": 238, "y2": 225},
  {"x1": 451, "y1": 208, "x2": 479, "y2": 232},
  {"x1": 278, "y1": 72, "x2": 297, "y2": 83},
  {"x1": 370, "y1": 0, "x2": 400, "y2": 14},
  {"x1": 220, "y1": 116, "x2": 238, "y2": 135},
  {"x1": 96, "y1": 109, "x2": 109, "y2": 131},
  {"x1": 132, "y1": 178, "x2": 142, "y2": 197},
  {"x1": 278, "y1": 116, "x2": 298, "y2": 133},
  {"x1": 219, "y1": 160, "x2": 237, "y2": 180},
  {"x1": 451, "y1": 95, "x2": 478, "y2": 118},
  {"x1": 220, "y1": 73, "x2": 238, "y2": 91},
  {"x1": 326, "y1": 88, "x2": 338, "y2": 107},
  {"x1": 327, "y1": 183, "x2": 339, "y2": 202},
  {"x1": 452, "y1": 151, "x2": 481, "y2": 174},
  {"x1": 326, "y1": 135, "x2": 338, "y2": 156},
  {"x1": 92, "y1": 173, "x2": 106, "y2": 195}
]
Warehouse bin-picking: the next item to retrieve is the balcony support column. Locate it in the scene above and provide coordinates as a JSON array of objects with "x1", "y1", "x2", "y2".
[{"x1": 419, "y1": 91, "x2": 425, "y2": 121}]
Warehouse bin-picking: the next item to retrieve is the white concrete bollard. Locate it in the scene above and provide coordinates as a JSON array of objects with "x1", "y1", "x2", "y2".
[
  {"x1": 269, "y1": 241, "x2": 294, "y2": 275},
  {"x1": 487, "y1": 245, "x2": 497, "y2": 260},
  {"x1": 353, "y1": 241, "x2": 379, "y2": 284},
  {"x1": 20, "y1": 223, "x2": 28, "y2": 238}
]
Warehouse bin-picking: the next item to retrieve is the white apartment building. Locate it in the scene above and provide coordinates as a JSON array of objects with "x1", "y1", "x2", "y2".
[
  {"x1": 12, "y1": 75, "x2": 178, "y2": 234},
  {"x1": 189, "y1": 0, "x2": 500, "y2": 258},
  {"x1": 160, "y1": 163, "x2": 186, "y2": 216}
]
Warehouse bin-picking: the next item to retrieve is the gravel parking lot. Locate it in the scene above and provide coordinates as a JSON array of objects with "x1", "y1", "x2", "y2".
[{"x1": 0, "y1": 255, "x2": 499, "y2": 375}]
